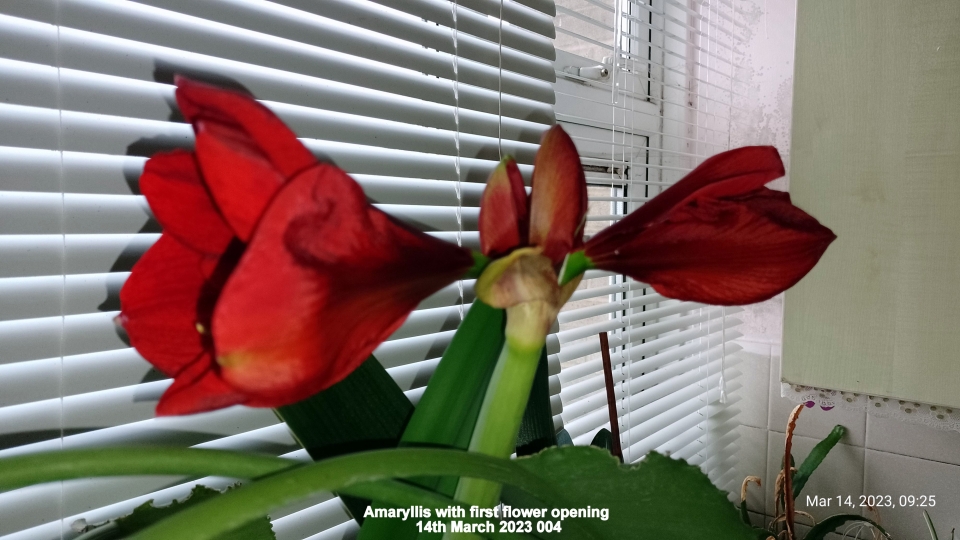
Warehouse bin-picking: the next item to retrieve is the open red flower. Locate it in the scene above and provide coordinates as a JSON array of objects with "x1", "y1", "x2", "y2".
[
  {"x1": 120, "y1": 78, "x2": 473, "y2": 415},
  {"x1": 212, "y1": 164, "x2": 473, "y2": 405}
]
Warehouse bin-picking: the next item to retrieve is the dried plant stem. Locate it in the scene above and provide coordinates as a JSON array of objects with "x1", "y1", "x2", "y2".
[
  {"x1": 783, "y1": 404, "x2": 804, "y2": 540},
  {"x1": 741, "y1": 476, "x2": 761, "y2": 503}
]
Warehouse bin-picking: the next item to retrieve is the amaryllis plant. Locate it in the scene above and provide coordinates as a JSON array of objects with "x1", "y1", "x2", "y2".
[{"x1": 0, "y1": 78, "x2": 836, "y2": 540}]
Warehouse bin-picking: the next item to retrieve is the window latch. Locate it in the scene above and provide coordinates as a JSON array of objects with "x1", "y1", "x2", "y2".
[{"x1": 562, "y1": 63, "x2": 610, "y2": 80}]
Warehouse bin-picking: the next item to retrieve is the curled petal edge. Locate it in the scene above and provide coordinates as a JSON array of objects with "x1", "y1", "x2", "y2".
[{"x1": 588, "y1": 146, "x2": 785, "y2": 255}]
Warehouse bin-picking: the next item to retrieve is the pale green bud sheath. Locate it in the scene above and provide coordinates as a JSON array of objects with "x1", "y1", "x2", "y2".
[{"x1": 446, "y1": 248, "x2": 582, "y2": 534}]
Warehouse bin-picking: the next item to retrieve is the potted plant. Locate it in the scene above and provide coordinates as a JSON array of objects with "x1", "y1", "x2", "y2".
[{"x1": 0, "y1": 78, "x2": 837, "y2": 540}]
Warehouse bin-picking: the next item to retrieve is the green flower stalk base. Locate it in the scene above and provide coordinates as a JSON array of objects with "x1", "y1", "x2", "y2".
[{"x1": 453, "y1": 337, "x2": 544, "y2": 512}]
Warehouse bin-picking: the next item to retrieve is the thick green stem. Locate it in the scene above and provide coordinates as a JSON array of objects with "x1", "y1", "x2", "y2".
[{"x1": 453, "y1": 338, "x2": 543, "y2": 509}]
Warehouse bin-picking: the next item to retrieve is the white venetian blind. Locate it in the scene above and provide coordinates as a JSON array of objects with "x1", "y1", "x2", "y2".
[
  {"x1": 551, "y1": 0, "x2": 749, "y2": 492},
  {"x1": 0, "y1": 0, "x2": 561, "y2": 538}
]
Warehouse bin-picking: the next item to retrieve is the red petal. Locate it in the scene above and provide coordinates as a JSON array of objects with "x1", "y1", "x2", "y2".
[
  {"x1": 528, "y1": 125, "x2": 588, "y2": 265},
  {"x1": 479, "y1": 157, "x2": 528, "y2": 256},
  {"x1": 212, "y1": 164, "x2": 474, "y2": 407},
  {"x1": 140, "y1": 150, "x2": 234, "y2": 255},
  {"x1": 155, "y1": 357, "x2": 247, "y2": 416},
  {"x1": 587, "y1": 188, "x2": 836, "y2": 305},
  {"x1": 175, "y1": 77, "x2": 315, "y2": 178},
  {"x1": 588, "y1": 146, "x2": 784, "y2": 254},
  {"x1": 193, "y1": 120, "x2": 286, "y2": 241},
  {"x1": 118, "y1": 235, "x2": 218, "y2": 377}
]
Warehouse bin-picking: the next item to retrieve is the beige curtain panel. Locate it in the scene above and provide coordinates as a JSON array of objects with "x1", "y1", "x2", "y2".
[{"x1": 784, "y1": 0, "x2": 960, "y2": 408}]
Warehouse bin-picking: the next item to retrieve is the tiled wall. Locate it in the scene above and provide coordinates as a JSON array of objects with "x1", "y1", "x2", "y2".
[
  {"x1": 733, "y1": 339, "x2": 960, "y2": 539},
  {"x1": 730, "y1": 1, "x2": 960, "y2": 538}
]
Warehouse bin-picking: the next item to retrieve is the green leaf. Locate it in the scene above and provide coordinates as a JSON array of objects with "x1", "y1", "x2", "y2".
[
  {"x1": 81, "y1": 485, "x2": 275, "y2": 540},
  {"x1": 127, "y1": 448, "x2": 590, "y2": 540},
  {"x1": 793, "y1": 425, "x2": 845, "y2": 499},
  {"x1": 924, "y1": 510, "x2": 939, "y2": 540},
  {"x1": 66, "y1": 485, "x2": 277, "y2": 540},
  {"x1": 277, "y1": 356, "x2": 413, "y2": 461},
  {"x1": 343, "y1": 481, "x2": 532, "y2": 540},
  {"x1": 398, "y1": 301, "x2": 505, "y2": 451},
  {"x1": 590, "y1": 429, "x2": 614, "y2": 454},
  {"x1": 506, "y1": 447, "x2": 766, "y2": 540},
  {"x1": 516, "y1": 348, "x2": 558, "y2": 457},
  {"x1": 0, "y1": 447, "x2": 528, "y2": 540},
  {"x1": 5, "y1": 446, "x2": 764, "y2": 540},
  {"x1": 803, "y1": 514, "x2": 888, "y2": 540},
  {"x1": 358, "y1": 301, "x2": 505, "y2": 540},
  {"x1": 276, "y1": 355, "x2": 413, "y2": 521},
  {"x1": 556, "y1": 429, "x2": 574, "y2": 447},
  {"x1": 0, "y1": 448, "x2": 297, "y2": 492}
]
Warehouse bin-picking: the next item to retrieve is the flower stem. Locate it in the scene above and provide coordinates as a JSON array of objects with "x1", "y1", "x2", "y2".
[
  {"x1": 453, "y1": 337, "x2": 543, "y2": 508},
  {"x1": 465, "y1": 251, "x2": 491, "y2": 279},
  {"x1": 558, "y1": 250, "x2": 593, "y2": 286}
]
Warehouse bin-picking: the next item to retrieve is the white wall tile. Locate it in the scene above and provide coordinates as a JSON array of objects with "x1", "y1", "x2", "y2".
[
  {"x1": 866, "y1": 414, "x2": 960, "y2": 466},
  {"x1": 733, "y1": 424, "x2": 768, "y2": 514},
  {"x1": 863, "y1": 450, "x2": 960, "y2": 539}
]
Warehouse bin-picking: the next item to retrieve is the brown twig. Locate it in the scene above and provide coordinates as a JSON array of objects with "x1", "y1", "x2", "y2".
[{"x1": 598, "y1": 332, "x2": 624, "y2": 462}]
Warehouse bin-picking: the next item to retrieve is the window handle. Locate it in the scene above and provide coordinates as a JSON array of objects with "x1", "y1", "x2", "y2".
[{"x1": 562, "y1": 64, "x2": 610, "y2": 80}]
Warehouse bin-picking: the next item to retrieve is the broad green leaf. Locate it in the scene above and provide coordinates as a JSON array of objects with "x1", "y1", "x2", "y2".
[
  {"x1": 0, "y1": 448, "x2": 297, "y2": 491},
  {"x1": 127, "y1": 448, "x2": 593, "y2": 540},
  {"x1": 344, "y1": 481, "x2": 533, "y2": 540},
  {"x1": 398, "y1": 302, "x2": 505, "y2": 451},
  {"x1": 76, "y1": 485, "x2": 276, "y2": 540},
  {"x1": 0, "y1": 448, "x2": 526, "y2": 540},
  {"x1": 516, "y1": 348, "x2": 557, "y2": 457},
  {"x1": 9, "y1": 446, "x2": 763, "y2": 540},
  {"x1": 793, "y1": 425, "x2": 845, "y2": 499},
  {"x1": 277, "y1": 356, "x2": 413, "y2": 461},
  {"x1": 803, "y1": 514, "x2": 888, "y2": 540},
  {"x1": 359, "y1": 301, "x2": 505, "y2": 540},
  {"x1": 276, "y1": 355, "x2": 413, "y2": 521},
  {"x1": 590, "y1": 429, "x2": 614, "y2": 454},
  {"x1": 505, "y1": 447, "x2": 766, "y2": 540}
]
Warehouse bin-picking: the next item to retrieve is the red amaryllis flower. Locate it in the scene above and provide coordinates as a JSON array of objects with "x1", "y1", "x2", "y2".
[
  {"x1": 120, "y1": 78, "x2": 473, "y2": 415},
  {"x1": 580, "y1": 146, "x2": 837, "y2": 305},
  {"x1": 475, "y1": 126, "x2": 835, "y2": 315}
]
